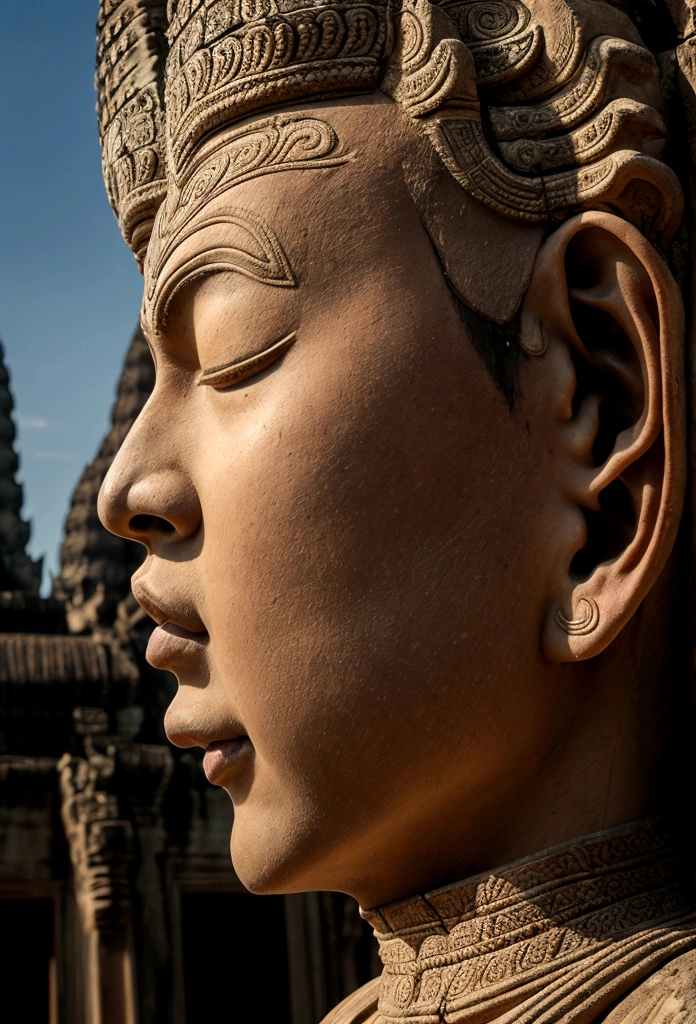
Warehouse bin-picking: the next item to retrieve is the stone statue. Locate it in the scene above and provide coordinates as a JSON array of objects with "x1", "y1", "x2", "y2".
[{"x1": 95, "y1": 0, "x2": 696, "y2": 1019}]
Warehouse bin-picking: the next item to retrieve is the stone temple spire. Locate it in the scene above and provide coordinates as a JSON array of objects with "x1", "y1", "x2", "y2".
[
  {"x1": 54, "y1": 325, "x2": 155, "y2": 634},
  {"x1": 0, "y1": 340, "x2": 42, "y2": 594}
]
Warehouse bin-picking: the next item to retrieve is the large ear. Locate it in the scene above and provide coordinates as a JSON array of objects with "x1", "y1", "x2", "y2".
[{"x1": 520, "y1": 211, "x2": 686, "y2": 662}]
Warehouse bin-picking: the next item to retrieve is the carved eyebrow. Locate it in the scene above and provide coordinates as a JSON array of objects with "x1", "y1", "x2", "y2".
[
  {"x1": 143, "y1": 208, "x2": 296, "y2": 337},
  {"x1": 197, "y1": 332, "x2": 296, "y2": 389}
]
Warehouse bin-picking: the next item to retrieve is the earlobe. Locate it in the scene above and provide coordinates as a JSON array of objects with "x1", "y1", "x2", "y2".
[{"x1": 521, "y1": 211, "x2": 686, "y2": 663}]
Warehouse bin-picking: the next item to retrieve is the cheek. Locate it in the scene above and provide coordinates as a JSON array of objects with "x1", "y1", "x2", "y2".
[{"x1": 189, "y1": 289, "x2": 548, "y2": 777}]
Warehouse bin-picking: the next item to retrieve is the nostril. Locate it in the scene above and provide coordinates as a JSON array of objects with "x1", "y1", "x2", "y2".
[{"x1": 129, "y1": 514, "x2": 176, "y2": 535}]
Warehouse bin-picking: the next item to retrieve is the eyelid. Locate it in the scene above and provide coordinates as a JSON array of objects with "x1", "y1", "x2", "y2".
[{"x1": 197, "y1": 331, "x2": 296, "y2": 389}]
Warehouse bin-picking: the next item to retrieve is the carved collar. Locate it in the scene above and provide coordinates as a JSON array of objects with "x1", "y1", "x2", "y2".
[{"x1": 361, "y1": 819, "x2": 696, "y2": 1023}]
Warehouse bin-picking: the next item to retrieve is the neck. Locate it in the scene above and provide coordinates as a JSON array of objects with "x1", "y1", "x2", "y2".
[
  {"x1": 345, "y1": 571, "x2": 682, "y2": 908},
  {"x1": 483, "y1": 570, "x2": 682, "y2": 872}
]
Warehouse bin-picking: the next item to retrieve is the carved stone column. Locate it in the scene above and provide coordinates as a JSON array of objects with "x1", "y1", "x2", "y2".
[
  {"x1": 285, "y1": 892, "x2": 380, "y2": 1023},
  {"x1": 58, "y1": 705, "x2": 175, "y2": 1024},
  {"x1": 117, "y1": 727, "x2": 174, "y2": 1024},
  {"x1": 58, "y1": 708, "x2": 138, "y2": 1024}
]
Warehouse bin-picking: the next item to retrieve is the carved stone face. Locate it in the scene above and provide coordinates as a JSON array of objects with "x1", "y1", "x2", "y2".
[{"x1": 99, "y1": 97, "x2": 674, "y2": 905}]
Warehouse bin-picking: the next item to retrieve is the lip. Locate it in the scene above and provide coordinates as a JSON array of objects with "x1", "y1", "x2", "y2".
[
  {"x1": 147, "y1": 620, "x2": 209, "y2": 669},
  {"x1": 203, "y1": 738, "x2": 252, "y2": 785},
  {"x1": 132, "y1": 577, "x2": 207, "y2": 634}
]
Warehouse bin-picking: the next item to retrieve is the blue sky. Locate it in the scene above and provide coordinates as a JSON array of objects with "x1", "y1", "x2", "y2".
[{"x1": 1, "y1": 1, "x2": 143, "y2": 592}]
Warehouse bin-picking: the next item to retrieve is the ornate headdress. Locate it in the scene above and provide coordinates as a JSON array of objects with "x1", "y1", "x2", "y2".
[{"x1": 96, "y1": 0, "x2": 682, "y2": 316}]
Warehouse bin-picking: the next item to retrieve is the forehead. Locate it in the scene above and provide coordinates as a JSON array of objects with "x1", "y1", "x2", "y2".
[{"x1": 141, "y1": 100, "x2": 426, "y2": 337}]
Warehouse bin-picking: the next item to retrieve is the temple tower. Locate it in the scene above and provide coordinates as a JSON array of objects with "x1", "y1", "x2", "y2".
[
  {"x1": 54, "y1": 326, "x2": 154, "y2": 635},
  {"x1": 0, "y1": 339, "x2": 42, "y2": 594}
]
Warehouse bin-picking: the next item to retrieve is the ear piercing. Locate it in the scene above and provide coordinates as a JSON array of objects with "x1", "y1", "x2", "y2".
[{"x1": 556, "y1": 597, "x2": 599, "y2": 635}]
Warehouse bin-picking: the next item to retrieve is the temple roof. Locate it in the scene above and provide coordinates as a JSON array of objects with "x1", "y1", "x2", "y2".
[
  {"x1": 0, "y1": 633, "x2": 119, "y2": 685},
  {"x1": 0, "y1": 340, "x2": 42, "y2": 595},
  {"x1": 0, "y1": 632, "x2": 139, "y2": 756},
  {"x1": 54, "y1": 326, "x2": 154, "y2": 634}
]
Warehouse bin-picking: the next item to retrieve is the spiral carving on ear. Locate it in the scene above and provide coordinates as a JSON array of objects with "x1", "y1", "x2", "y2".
[{"x1": 555, "y1": 598, "x2": 600, "y2": 636}]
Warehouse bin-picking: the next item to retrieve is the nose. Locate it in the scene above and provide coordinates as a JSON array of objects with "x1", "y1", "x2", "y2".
[{"x1": 98, "y1": 401, "x2": 202, "y2": 551}]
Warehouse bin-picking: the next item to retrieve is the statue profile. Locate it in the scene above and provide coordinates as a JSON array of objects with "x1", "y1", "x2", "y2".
[{"x1": 95, "y1": 0, "x2": 696, "y2": 1018}]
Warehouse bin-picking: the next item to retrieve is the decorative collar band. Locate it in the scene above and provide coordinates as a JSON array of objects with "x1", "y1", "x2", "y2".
[{"x1": 361, "y1": 818, "x2": 696, "y2": 1023}]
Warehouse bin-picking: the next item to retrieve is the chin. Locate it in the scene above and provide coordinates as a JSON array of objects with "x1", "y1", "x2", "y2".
[{"x1": 229, "y1": 814, "x2": 314, "y2": 895}]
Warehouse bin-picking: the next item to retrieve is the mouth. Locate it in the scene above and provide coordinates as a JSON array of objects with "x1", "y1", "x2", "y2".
[
  {"x1": 132, "y1": 579, "x2": 209, "y2": 668},
  {"x1": 203, "y1": 737, "x2": 253, "y2": 785}
]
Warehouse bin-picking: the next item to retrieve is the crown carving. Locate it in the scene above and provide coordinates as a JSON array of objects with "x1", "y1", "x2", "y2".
[
  {"x1": 97, "y1": 0, "x2": 683, "y2": 269},
  {"x1": 165, "y1": 0, "x2": 393, "y2": 173}
]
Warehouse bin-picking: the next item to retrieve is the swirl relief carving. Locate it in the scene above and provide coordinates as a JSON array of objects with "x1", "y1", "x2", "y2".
[
  {"x1": 555, "y1": 597, "x2": 600, "y2": 636},
  {"x1": 142, "y1": 113, "x2": 350, "y2": 331}
]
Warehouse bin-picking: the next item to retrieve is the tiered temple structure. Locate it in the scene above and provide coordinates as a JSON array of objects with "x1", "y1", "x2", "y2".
[
  {"x1": 0, "y1": 331, "x2": 378, "y2": 1024},
  {"x1": 0, "y1": 342, "x2": 42, "y2": 596}
]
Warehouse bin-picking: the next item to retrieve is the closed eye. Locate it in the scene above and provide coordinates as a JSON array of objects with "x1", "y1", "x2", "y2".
[{"x1": 197, "y1": 332, "x2": 296, "y2": 389}]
